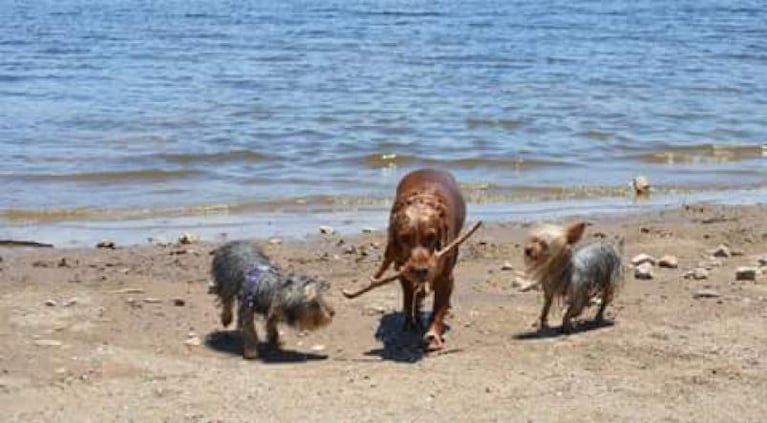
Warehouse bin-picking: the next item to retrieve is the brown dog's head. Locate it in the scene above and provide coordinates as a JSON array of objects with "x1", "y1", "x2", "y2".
[{"x1": 390, "y1": 193, "x2": 449, "y2": 284}]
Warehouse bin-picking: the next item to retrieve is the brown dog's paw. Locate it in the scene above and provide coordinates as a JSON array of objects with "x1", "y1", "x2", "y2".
[
  {"x1": 422, "y1": 331, "x2": 445, "y2": 352},
  {"x1": 242, "y1": 347, "x2": 259, "y2": 360}
]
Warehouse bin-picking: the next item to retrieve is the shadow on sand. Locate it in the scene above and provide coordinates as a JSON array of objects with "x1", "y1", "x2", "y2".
[
  {"x1": 513, "y1": 319, "x2": 614, "y2": 340},
  {"x1": 363, "y1": 312, "x2": 453, "y2": 363},
  {"x1": 205, "y1": 330, "x2": 328, "y2": 363}
]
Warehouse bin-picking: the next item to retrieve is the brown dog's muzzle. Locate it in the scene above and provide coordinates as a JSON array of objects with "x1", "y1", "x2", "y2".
[{"x1": 342, "y1": 221, "x2": 483, "y2": 299}]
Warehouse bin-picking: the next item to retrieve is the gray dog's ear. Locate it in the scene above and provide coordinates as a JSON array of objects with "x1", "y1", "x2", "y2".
[
  {"x1": 319, "y1": 279, "x2": 331, "y2": 292},
  {"x1": 303, "y1": 283, "x2": 318, "y2": 300}
]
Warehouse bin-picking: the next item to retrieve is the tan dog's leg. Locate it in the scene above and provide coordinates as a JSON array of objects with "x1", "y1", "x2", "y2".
[
  {"x1": 595, "y1": 284, "x2": 613, "y2": 322},
  {"x1": 238, "y1": 305, "x2": 259, "y2": 359},
  {"x1": 562, "y1": 291, "x2": 587, "y2": 334},
  {"x1": 424, "y1": 274, "x2": 453, "y2": 351},
  {"x1": 539, "y1": 289, "x2": 553, "y2": 329}
]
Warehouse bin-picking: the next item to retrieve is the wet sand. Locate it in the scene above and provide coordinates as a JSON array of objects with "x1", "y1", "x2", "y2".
[{"x1": 1, "y1": 203, "x2": 766, "y2": 422}]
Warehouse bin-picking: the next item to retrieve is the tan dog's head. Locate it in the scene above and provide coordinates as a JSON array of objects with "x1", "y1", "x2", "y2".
[
  {"x1": 523, "y1": 222, "x2": 586, "y2": 281},
  {"x1": 390, "y1": 194, "x2": 449, "y2": 284}
]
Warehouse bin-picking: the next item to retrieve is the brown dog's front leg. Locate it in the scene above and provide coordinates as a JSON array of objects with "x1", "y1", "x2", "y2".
[
  {"x1": 424, "y1": 275, "x2": 453, "y2": 351},
  {"x1": 400, "y1": 278, "x2": 422, "y2": 332}
]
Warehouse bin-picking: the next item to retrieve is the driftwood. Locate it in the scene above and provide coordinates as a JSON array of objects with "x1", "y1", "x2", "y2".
[{"x1": 0, "y1": 239, "x2": 54, "y2": 248}]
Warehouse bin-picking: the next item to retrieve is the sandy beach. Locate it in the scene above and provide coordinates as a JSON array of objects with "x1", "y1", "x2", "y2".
[{"x1": 1, "y1": 203, "x2": 766, "y2": 422}]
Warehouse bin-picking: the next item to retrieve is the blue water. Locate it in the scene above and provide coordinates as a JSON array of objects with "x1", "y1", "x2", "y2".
[{"x1": 1, "y1": 0, "x2": 766, "y2": 241}]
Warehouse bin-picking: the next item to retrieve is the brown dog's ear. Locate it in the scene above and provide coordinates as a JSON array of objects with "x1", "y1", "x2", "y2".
[{"x1": 565, "y1": 222, "x2": 586, "y2": 244}]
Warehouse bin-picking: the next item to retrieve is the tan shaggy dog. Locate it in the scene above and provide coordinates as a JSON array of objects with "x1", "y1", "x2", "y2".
[{"x1": 343, "y1": 168, "x2": 481, "y2": 351}]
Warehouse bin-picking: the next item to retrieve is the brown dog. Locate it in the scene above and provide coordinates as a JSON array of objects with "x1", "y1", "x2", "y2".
[{"x1": 343, "y1": 169, "x2": 481, "y2": 351}]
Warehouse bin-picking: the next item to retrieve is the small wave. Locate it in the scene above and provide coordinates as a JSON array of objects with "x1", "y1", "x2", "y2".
[
  {"x1": 466, "y1": 118, "x2": 526, "y2": 130},
  {"x1": 578, "y1": 130, "x2": 613, "y2": 141},
  {"x1": 156, "y1": 150, "x2": 267, "y2": 164},
  {"x1": 360, "y1": 153, "x2": 565, "y2": 170},
  {"x1": 632, "y1": 144, "x2": 766, "y2": 164},
  {"x1": 11, "y1": 169, "x2": 203, "y2": 183}
]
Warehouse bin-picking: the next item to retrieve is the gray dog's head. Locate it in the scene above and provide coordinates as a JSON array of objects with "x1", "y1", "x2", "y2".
[{"x1": 279, "y1": 273, "x2": 335, "y2": 331}]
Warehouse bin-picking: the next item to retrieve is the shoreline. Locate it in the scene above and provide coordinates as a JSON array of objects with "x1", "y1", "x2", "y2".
[
  {"x1": 1, "y1": 202, "x2": 766, "y2": 421},
  {"x1": 3, "y1": 185, "x2": 767, "y2": 248}
]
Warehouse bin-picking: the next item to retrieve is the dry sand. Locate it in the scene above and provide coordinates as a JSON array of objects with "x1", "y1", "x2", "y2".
[{"x1": 1, "y1": 203, "x2": 766, "y2": 422}]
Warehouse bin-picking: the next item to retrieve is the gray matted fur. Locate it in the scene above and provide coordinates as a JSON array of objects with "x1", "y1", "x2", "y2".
[{"x1": 209, "y1": 240, "x2": 334, "y2": 359}]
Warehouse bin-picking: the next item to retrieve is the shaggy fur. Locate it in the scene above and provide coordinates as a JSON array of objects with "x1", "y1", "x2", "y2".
[
  {"x1": 374, "y1": 169, "x2": 466, "y2": 351},
  {"x1": 209, "y1": 241, "x2": 335, "y2": 359},
  {"x1": 524, "y1": 222, "x2": 624, "y2": 333}
]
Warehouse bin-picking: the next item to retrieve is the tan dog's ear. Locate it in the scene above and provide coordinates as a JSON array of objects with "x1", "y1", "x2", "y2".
[{"x1": 565, "y1": 222, "x2": 586, "y2": 244}]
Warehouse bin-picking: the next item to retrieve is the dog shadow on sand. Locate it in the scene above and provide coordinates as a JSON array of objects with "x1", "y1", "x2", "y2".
[
  {"x1": 205, "y1": 330, "x2": 328, "y2": 363},
  {"x1": 363, "y1": 312, "x2": 453, "y2": 363},
  {"x1": 513, "y1": 319, "x2": 614, "y2": 340}
]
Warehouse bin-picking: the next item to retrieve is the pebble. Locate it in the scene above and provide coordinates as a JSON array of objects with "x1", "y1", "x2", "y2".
[
  {"x1": 44, "y1": 299, "x2": 57, "y2": 307},
  {"x1": 631, "y1": 253, "x2": 656, "y2": 266},
  {"x1": 758, "y1": 256, "x2": 767, "y2": 267},
  {"x1": 34, "y1": 339, "x2": 63, "y2": 347},
  {"x1": 319, "y1": 225, "x2": 335, "y2": 235},
  {"x1": 63, "y1": 298, "x2": 79, "y2": 307},
  {"x1": 112, "y1": 288, "x2": 145, "y2": 294},
  {"x1": 177, "y1": 233, "x2": 198, "y2": 245},
  {"x1": 658, "y1": 255, "x2": 679, "y2": 269},
  {"x1": 632, "y1": 176, "x2": 651, "y2": 195},
  {"x1": 500, "y1": 261, "x2": 514, "y2": 271},
  {"x1": 693, "y1": 289, "x2": 720, "y2": 299},
  {"x1": 173, "y1": 298, "x2": 186, "y2": 306},
  {"x1": 310, "y1": 344, "x2": 326, "y2": 352},
  {"x1": 634, "y1": 262, "x2": 654, "y2": 280},
  {"x1": 268, "y1": 237, "x2": 282, "y2": 245},
  {"x1": 143, "y1": 298, "x2": 162, "y2": 304},
  {"x1": 183, "y1": 336, "x2": 202, "y2": 347},
  {"x1": 735, "y1": 267, "x2": 757, "y2": 281},
  {"x1": 363, "y1": 304, "x2": 388, "y2": 316},
  {"x1": 684, "y1": 268, "x2": 709, "y2": 280},
  {"x1": 96, "y1": 240, "x2": 116, "y2": 249},
  {"x1": 711, "y1": 244, "x2": 731, "y2": 258},
  {"x1": 361, "y1": 227, "x2": 375, "y2": 233}
]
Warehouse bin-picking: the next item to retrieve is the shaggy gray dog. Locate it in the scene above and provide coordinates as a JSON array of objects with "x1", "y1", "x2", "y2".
[{"x1": 209, "y1": 241, "x2": 334, "y2": 359}]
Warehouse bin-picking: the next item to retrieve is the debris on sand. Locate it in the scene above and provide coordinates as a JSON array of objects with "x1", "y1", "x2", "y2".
[
  {"x1": 683, "y1": 268, "x2": 709, "y2": 280},
  {"x1": 319, "y1": 225, "x2": 335, "y2": 235},
  {"x1": 658, "y1": 255, "x2": 679, "y2": 269},
  {"x1": 634, "y1": 263, "x2": 654, "y2": 280},
  {"x1": 711, "y1": 244, "x2": 731, "y2": 258},
  {"x1": 34, "y1": 339, "x2": 63, "y2": 347},
  {"x1": 693, "y1": 289, "x2": 720, "y2": 299},
  {"x1": 631, "y1": 253, "x2": 656, "y2": 266},
  {"x1": 178, "y1": 233, "x2": 198, "y2": 245},
  {"x1": 735, "y1": 267, "x2": 757, "y2": 281},
  {"x1": 96, "y1": 240, "x2": 116, "y2": 249}
]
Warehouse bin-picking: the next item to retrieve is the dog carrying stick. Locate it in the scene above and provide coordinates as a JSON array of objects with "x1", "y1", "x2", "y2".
[{"x1": 342, "y1": 221, "x2": 482, "y2": 299}]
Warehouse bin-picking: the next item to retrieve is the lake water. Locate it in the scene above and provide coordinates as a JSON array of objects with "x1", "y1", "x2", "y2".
[{"x1": 1, "y1": 0, "x2": 766, "y2": 245}]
